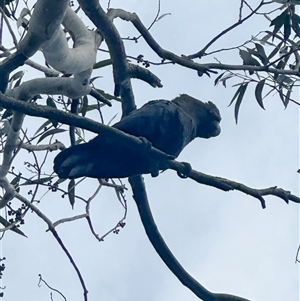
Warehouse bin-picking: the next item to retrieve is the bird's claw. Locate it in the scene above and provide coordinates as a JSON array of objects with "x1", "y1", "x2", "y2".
[
  {"x1": 138, "y1": 137, "x2": 152, "y2": 150},
  {"x1": 177, "y1": 162, "x2": 192, "y2": 179}
]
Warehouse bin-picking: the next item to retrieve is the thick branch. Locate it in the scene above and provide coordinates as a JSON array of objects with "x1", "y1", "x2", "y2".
[
  {"x1": 129, "y1": 176, "x2": 251, "y2": 301},
  {"x1": 0, "y1": 92, "x2": 171, "y2": 161},
  {"x1": 106, "y1": 9, "x2": 300, "y2": 78},
  {"x1": 77, "y1": 0, "x2": 136, "y2": 115},
  {"x1": 0, "y1": 0, "x2": 69, "y2": 92},
  {"x1": 43, "y1": 7, "x2": 103, "y2": 74},
  {"x1": 0, "y1": 92, "x2": 298, "y2": 208}
]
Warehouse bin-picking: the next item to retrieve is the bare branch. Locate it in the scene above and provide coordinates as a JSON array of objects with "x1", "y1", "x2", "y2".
[
  {"x1": 187, "y1": 1, "x2": 266, "y2": 59},
  {"x1": 38, "y1": 274, "x2": 67, "y2": 301},
  {"x1": 129, "y1": 176, "x2": 251, "y2": 301},
  {"x1": 0, "y1": 92, "x2": 298, "y2": 209},
  {"x1": 0, "y1": 92, "x2": 172, "y2": 161},
  {"x1": 167, "y1": 160, "x2": 300, "y2": 208},
  {"x1": 106, "y1": 8, "x2": 300, "y2": 78},
  {"x1": 52, "y1": 213, "x2": 88, "y2": 228},
  {"x1": 20, "y1": 141, "x2": 66, "y2": 152},
  {"x1": 16, "y1": 193, "x2": 89, "y2": 301}
]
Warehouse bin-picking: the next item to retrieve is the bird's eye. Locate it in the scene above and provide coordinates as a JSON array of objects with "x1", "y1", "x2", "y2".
[
  {"x1": 208, "y1": 110, "x2": 216, "y2": 118},
  {"x1": 208, "y1": 110, "x2": 221, "y2": 122}
]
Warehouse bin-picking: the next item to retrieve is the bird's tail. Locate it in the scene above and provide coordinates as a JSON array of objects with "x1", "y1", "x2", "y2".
[{"x1": 53, "y1": 143, "x2": 95, "y2": 179}]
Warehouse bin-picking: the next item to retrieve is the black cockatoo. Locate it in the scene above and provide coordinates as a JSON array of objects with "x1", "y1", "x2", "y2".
[{"x1": 53, "y1": 94, "x2": 221, "y2": 179}]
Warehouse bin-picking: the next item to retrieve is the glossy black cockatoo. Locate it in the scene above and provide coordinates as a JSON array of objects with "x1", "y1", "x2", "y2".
[{"x1": 53, "y1": 94, "x2": 221, "y2": 179}]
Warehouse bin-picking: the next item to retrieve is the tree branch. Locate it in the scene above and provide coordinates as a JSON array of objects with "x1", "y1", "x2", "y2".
[
  {"x1": 128, "y1": 63, "x2": 163, "y2": 87},
  {"x1": 0, "y1": 0, "x2": 69, "y2": 92},
  {"x1": 20, "y1": 141, "x2": 66, "y2": 152},
  {"x1": 106, "y1": 8, "x2": 300, "y2": 78},
  {"x1": 0, "y1": 92, "x2": 298, "y2": 209},
  {"x1": 77, "y1": 0, "x2": 136, "y2": 115},
  {"x1": 167, "y1": 161, "x2": 300, "y2": 209},
  {"x1": 129, "y1": 175, "x2": 251, "y2": 301},
  {"x1": 187, "y1": 0, "x2": 266, "y2": 59},
  {"x1": 16, "y1": 193, "x2": 89, "y2": 301},
  {"x1": 0, "y1": 92, "x2": 171, "y2": 161}
]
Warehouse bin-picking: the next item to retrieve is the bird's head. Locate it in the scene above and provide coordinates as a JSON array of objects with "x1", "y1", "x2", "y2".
[{"x1": 173, "y1": 94, "x2": 221, "y2": 139}]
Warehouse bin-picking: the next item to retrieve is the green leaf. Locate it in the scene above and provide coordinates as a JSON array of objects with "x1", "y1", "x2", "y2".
[
  {"x1": 46, "y1": 97, "x2": 58, "y2": 127},
  {"x1": 283, "y1": 14, "x2": 291, "y2": 41},
  {"x1": 239, "y1": 49, "x2": 260, "y2": 74},
  {"x1": 284, "y1": 88, "x2": 292, "y2": 108},
  {"x1": 268, "y1": 41, "x2": 283, "y2": 60},
  {"x1": 95, "y1": 89, "x2": 121, "y2": 102},
  {"x1": 275, "y1": 75, "x2": 293, "y2": 88},
  {"x1": 239, "y1": 49, "x2": 260, "y2": 65},
  {"x1": 214, "y1": 72, "x2": 225, "y2": 86},
  {"x1": 80, "y1": 95, "x2": 88, "y2": 117},
  {"x1": 254, "y1": 80, "x2": 266, "y2": 110},
  {"x1": 254, "y1": 43, "x2": 269, "y2": 65},
  {"x1": 0, "y1": 0, "x2": 15, "y2": 17},
  {"x1": 157, "y1": 13, "x2": 172, "y2": 22},
  {"x1": 34, "y1": 120, "x2": 53, "y2": 136},
  {"x1": 107, "y1": 113, "x2": 118, "y2": 126},
  {"x1": 14, "y1": 76, "x2": 22, "y2": 88},
  {"x1": 0, "y1": 0, "x2": 16, "y2": 7},
  {"x1": 270, "y1": 10, "x2": 288, "y2": 38},
  {"x1": 90, "y1": 76, "x2": 103, "y2": 83},
  {"x1": 84, "y1": 104, "x2": 99, "y2": 112},
  {"x1": 234, "y1": 83, "x2": 248, "y2": 124},
  {"x1": 9, "y1": 70, "x2": 24, "y2": 82},
  {"x1": 21, "y1": 176, "x2": 54, "y2": 186},
  {"x1": 53, "y1": 178, "x2": 67, "y2": 186},
  {"x1": 274, "y1": 60, "x2": 286, "y2": 80},
  {"x1": 93, "y1": 59, "x2": 112, "y2": 69},
  {"x1": 259, "y1": 33, "x2": 273, "y2": 46},
  {"x1": 46, "y1": 96, "x2": 57, "y2": 108},
  {"x1": 0, "y1": 216, "x2": 27, "y2": 237},
  {"x1": 37, "y1": 128, "x2": 66, "y2": 144},
  {"x1": 16, "y1": 7, "x2": 30, "y2": 30},
  {"x1": 278, "y1": 88, "x2": 285, "y2": 106},
  {"x1": 219, "y1": 74, "x2": 234, "y2": 88},
  {"x1": 291, "y1": 14, "x2": 300, "y2": 37},
  {"x1": 68, "y1": 179, "x2": 75, "y2": 209},
  {"x1": 229, "y1": 83, "x2": 246, "y2": 106}
]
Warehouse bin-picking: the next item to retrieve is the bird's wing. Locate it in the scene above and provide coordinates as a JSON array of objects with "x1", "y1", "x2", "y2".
[
  {"x1": 53, "y1": 98, "x2": 199, "y2": 179},
  {"x1": 113, "y1": 100, "x2": 169, "y2": 138},
  {"x1": 113, "y1": 100, "x2": 193, "y2": 157}
]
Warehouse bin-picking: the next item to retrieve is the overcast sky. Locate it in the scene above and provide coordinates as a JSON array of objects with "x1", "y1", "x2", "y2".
[{"x1": 2, "y1": 1, "x2": 299, "y2": 301}]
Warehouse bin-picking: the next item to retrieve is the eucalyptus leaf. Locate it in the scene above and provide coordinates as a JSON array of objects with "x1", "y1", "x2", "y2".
[
  {"x1": 37, "y1": 129, "x2": 66, "y2": 144},
  {"x1": 0, "y1": 216, "x2": 27, "y2": 237},
  {"x1": 255, "y1": 80, "x2": 266, "y2": 110},
  {"x1": 234, "y1": 83, "x2": 248, "y2": 123},
  {"x1": 68, "y1": 179, "x2": 75, "y2": 209}
]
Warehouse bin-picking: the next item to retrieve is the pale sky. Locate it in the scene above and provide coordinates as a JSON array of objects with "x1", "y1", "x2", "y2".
[{"x1": 1, "y1": 1, "x2": 299, "y2": 301}]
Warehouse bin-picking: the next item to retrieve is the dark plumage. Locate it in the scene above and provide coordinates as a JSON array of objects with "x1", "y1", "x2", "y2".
[{"x1": 53, "y1": 94, "x2": 221, "y2": 179}]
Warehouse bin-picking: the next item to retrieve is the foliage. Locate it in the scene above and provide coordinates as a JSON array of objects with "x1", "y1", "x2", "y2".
[{"x1": 0, "y1": 1, "x2": 299, "y2": 301}]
